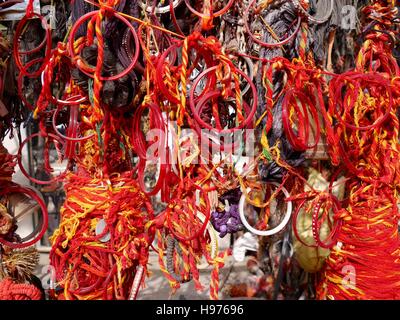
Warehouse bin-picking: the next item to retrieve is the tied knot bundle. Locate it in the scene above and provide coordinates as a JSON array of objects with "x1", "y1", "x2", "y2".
[
  {"x1": 0, "y1": 278, "x2": 42, "y2": 300},
  {"x1": 49, "y1": 172, "x2": 154, "y2": 300}
]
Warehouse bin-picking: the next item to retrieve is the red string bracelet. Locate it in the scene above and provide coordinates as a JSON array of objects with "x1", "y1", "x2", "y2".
[
  {"x1": 68, "y1": 10, "x2": 140, "y2": 82},
  {"x1": 165, "y1": 181, "x2": 211, "y2": 243},
  {"x1": 17, "y1": 132, "x2": 67, "y2": 185},
  {"x1": 40, "y1": 45, "x2": 88, "y2": 107},
  {"x1": 311, "y1": 195, "x2": 343, "y2": 249},
  {"x1": 282, "y1": 88, "x2": 321, "y2": 152}
]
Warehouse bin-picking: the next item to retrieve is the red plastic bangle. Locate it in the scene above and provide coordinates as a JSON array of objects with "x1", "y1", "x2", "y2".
[
  {"x1": 41, "y1": 52, "x2": 88, "y2": 106},
  {"x1": 132, "y1": 101, "x2": 167, "y2": 160},
  {"x1": 244, "y1": 0, "x2": 301, "y2": 48},
  {"x1": 311, "y1": 196, "x2": 342, "y2": 249},
  {"x1": 64, "y1": 105, "x2": 78, "y2": 159},
  {"x1": 282, "y1": 88, "x2": 321, "y2": 151},
  {"x1": 0, "y1": 183, "x2": 48, "y2": 249},
  {"x1": 13, "y1": 13, "x2": 52, "y2": 77},
  {"x1": 189, "y1": 65, "x2": 257, "y2": 134},
  {"x1": 68, "y1": 10, "x2": 140, "y2": 81},
  {"x1": 133, "y1": 102, "x2": 168, "y2": 196},
  {"x1": 17, "y1": 57, "x2": 44, "y2": 111},
  {"x1": 169, "y1": 0, "x2": 185, "y2": 35},
  {"x1": 17, "y1": 133, "x2": 67, "y2": 185},
  {"x1": 52, "y1": 102, "x2": 95, "y2": 143},
  {"x1": 155, "y1": 43, "x2": 216, "y2": 104}
]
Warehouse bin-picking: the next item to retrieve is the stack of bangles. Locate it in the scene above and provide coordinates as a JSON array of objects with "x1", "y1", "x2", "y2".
[{"x1": 3, "y1": 0, "x2": 400, "y2": 301}]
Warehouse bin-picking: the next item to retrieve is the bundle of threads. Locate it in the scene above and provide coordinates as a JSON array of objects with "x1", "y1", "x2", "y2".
[{"x1": 317, "y1": 0, "x2": 400, "y2": 300}]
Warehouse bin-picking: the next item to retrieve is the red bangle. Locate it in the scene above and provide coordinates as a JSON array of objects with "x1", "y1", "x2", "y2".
[
  {"x1": 244, "y1": 0, "x2": 301, "y2": 48},
  {"x1": 17, "y1": 133, "x2": 67, "y2": 185},
  {"x1": 189, "y1": 65, "x2": 257, "y2": 134},
  {"x1": 155, "y1": 43, "x2": 216, "y2": 105},
  {"x1": 133, "y1": 101, "x2": 168, "y2": 196},
  {"x1": 13, "y1": 13, "x2": 52, "y2": 77},
  {"x1": 52, "y1": 102, "x2": 95, "y2": 143},
  {"x1": 169, "y1": 0, "x2": 185, "y2": 35},
  {"x1": 64, "y1": 104, "x2": 78, "y2": 160},
  {"x1": 17, "y1": 57, "x2": 44, "y2": 111},
  {"x1": 131, "y1": 101, "x2": 167, "y2": 160},
  {"x1": 0, "y1": 183, "x2": 48, "y2": 249},
  {"x1": 190, "y1": 94, "x2": 253, "y2": 153},
  {"x1": 311, "y1": 195, "x2": 342, "y2": 249},
  {"x1": 68, "y1": 10, "x2": 140, "y2": 82},
  {"x1": 155, "y1": 44, "x2": 184, "y2": 104},
  {"x1": 282, "y1": 88, "x2": 321, "y2": 151},
  {"x1": 41, "y1": 50, "x2": 88, "y2": 106}
]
